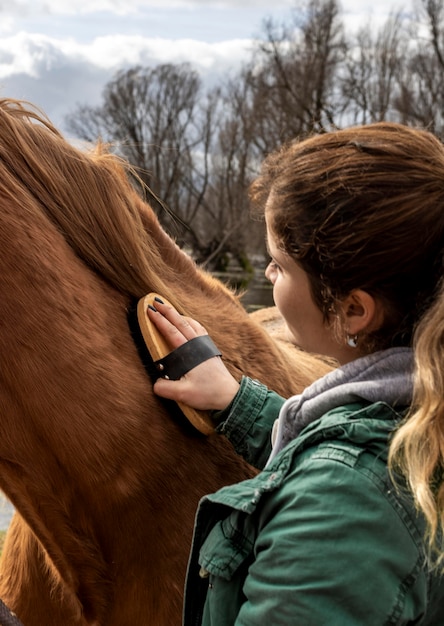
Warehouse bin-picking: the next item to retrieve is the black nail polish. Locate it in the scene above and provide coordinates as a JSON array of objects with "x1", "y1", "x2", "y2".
[
  {"x1": 148, "y1": 304, "x2": 157, "y2": 312},
  {"x1": 154, "y1": 296, "x2": 164, "y2": 304}
]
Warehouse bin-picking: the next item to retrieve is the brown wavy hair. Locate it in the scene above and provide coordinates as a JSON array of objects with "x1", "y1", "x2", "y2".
[{"x1": 250, "y1": 123, "x2": 444, "y2": 352}]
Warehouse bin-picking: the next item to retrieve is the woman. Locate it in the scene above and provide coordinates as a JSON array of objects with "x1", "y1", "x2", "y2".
[{"x1": 147, "y1": 122, "x2": 444, "y2": 624}]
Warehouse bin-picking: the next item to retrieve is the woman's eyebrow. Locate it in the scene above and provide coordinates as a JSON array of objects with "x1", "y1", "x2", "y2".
[
  {"x1": 265, "y1": 237, "x2": 278, "y2": 258},
  {"x1": 266, "y1": 241, "x2": 284, "y2": 262}
]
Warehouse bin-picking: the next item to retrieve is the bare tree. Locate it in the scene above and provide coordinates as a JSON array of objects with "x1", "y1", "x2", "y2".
[
  {"x1": 66, "y1": 64, "x2": 203, "y2": 231},
  {"x1": 394, "y1": 0, "x2": 444, "y2": 137},
  {"x1": 195, "y1": 77, "x2": 266, "y2": 269},
  {"x1": 246, "y1": 0, "x2": 347, "y2": 146},
  {"x1": 64, "y1": 0, "x2": 444, "y2": 273},
  {"x1": 341, "y1": 12, "x2": 407, "y2": 125},
  {"x1": 65, "y1": 65, "x2": 262, "y2": 268}
]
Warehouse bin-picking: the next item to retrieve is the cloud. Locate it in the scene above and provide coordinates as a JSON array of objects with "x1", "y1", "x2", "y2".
[
  {"x1": 0, "y1": 31, "x2": 252, "y2": 130},
  {"x1": 0, "y1": 0, "x2": 286, "y2": 131},
  {"x1": 1, "y1": 0, "x2": 295, "y2": 18},
  {"x1": 0, "y1": 31, "x2": 252, "y2": 76},
  {"x1": 0, "y1": 0, "x2": 410, "y2": 135}
]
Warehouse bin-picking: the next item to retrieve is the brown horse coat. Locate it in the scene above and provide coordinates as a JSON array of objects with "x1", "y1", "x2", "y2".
[{"x1": 0, "y1": 99, "x2": 331, "y2": 625}]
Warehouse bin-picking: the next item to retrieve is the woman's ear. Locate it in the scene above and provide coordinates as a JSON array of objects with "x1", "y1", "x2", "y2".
[{"x1": 340, "y1": 289, "x2": 384, "y2": 336}]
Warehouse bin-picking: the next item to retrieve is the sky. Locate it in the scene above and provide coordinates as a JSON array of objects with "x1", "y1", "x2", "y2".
[{"x1": 0, "y1": 0, "x2": 411, "y2": 134}]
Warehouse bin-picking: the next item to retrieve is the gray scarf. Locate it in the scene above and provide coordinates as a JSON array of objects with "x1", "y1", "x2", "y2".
[{"x1": 267, "y1": 347, "x2": 413, "y2": 465}]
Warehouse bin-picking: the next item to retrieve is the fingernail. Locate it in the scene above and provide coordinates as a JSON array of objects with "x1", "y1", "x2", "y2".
[
  {"x1": 154, "y1": 296, "x2": 164, "y2": 304},
  {"x1": 148, "y1": 304, "x2": 157, "y2": 312}
]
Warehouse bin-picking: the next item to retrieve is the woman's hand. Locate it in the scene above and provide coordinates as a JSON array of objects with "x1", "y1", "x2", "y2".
[{"x1": 147, "y1": 299, "x2": 240, "y2": 411}]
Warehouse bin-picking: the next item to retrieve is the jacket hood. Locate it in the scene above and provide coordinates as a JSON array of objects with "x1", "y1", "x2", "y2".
[{"x1": 267, "y1": 347, "x2": 413, "y2": 464}]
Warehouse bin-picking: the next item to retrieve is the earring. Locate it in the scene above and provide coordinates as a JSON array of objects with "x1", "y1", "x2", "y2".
[{"x1": 347, "y1": 334, "x2": 358, "y2": 348}]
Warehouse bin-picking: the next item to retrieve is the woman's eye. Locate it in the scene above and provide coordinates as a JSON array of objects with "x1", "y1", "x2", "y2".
[{"x1": 269, "y1": 260, "x2": 281, "y2": 272}]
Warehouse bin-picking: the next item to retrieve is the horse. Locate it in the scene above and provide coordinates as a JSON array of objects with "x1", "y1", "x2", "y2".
[{"x1": 0, "y1": 98, "x2": 332, "y2": 625}]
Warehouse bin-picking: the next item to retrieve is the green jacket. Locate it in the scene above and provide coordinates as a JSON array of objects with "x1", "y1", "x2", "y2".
[{"x1": 183, "y1": 378, "x2": 444, "y2": 625}]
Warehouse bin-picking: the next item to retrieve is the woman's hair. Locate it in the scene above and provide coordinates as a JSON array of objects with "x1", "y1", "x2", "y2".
[
  {"x1": 250, "y1": 122, "x2": 444, "y2": 351},
  {"x1": 250, "y1": 122, "x2": 444, "y2": 561},
  {"x1": 389, "y1": 284, "x2": 444, "y2": 565}
]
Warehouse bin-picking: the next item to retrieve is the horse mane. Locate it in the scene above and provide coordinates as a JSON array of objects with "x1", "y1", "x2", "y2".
[{"x1": 0, "y1": 98, "x2": 228, "y2": 311}]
